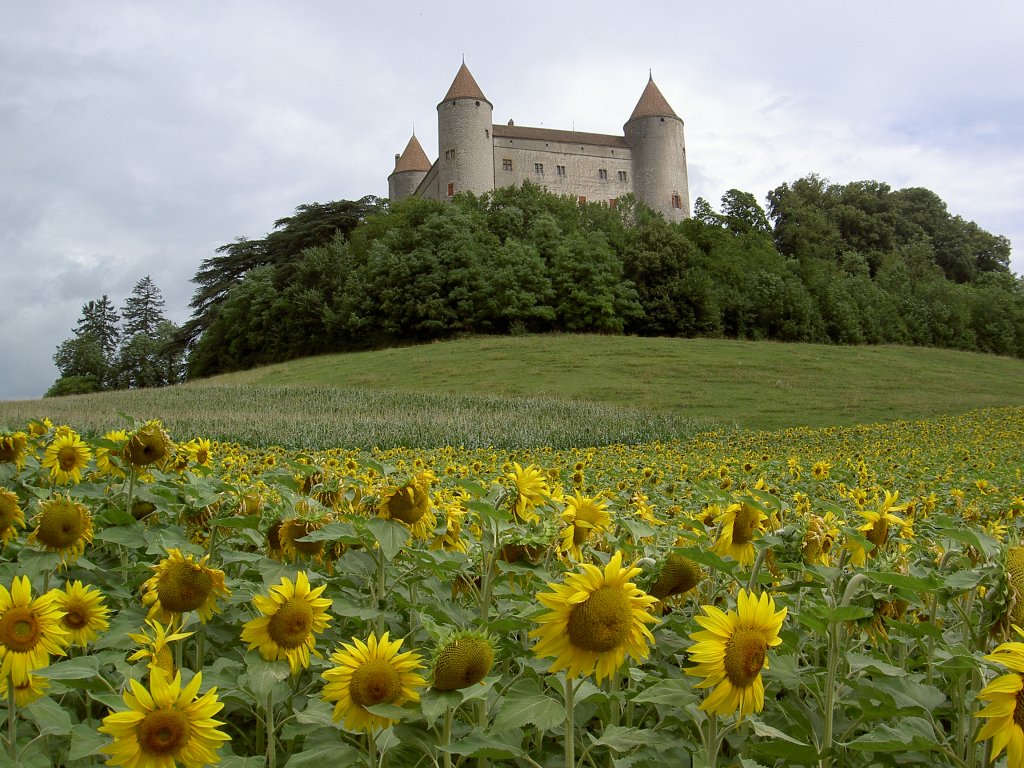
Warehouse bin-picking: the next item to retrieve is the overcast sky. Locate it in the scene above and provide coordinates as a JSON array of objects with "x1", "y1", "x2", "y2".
[{"x1": 2, "y1": 1, "x2": 1022, "y2": 401}]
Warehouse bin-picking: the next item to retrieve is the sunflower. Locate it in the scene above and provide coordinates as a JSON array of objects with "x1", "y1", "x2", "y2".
[
  {"x1": 0, "y1": 431, "x2": 29, "y2": 468},
  {"x1": 529, "y1": 551, "x2": 659, "y2": 683},
  {"x1": 686, "y1": 589, "x2": 787, "y2": 720},
  {"x1": 647, "y1": 552, "x2": 703, "y2": 604},
  {"x1": 558, "y1": 492, "x2": 613, "y2": 561},
  {"x1": 128, "y1": 619, "x2": 194, "y2": 679},
  {"x1": 51, "y1": 580, "x2": 110, "y2": 647},
  {"x1": 378, "y1": 471, "x2": 437, "y2": 540},
  {"x1": 710, "y1": 501, "x2": 768, "y2": 566},
  {"x1": 844, "y1": 490, "x2": 909, "y2": 567},
  {"x1": 431, "y1": 630, "x2": 495, "y2": 691},
  {"x1": 241, "y1": 571, "x2": 332, "y2": 674},
  {"x1": 0, "y1": 489, "x2": 26, "y2": 547},
  {"x1": 975, "y1": 635, "x2": 1024, "y2": 766},
  {"x1": 0, "y1": 673, "x2": 49, "y2": 706},
  {"x1": 94, "y1": 429, "x2": 128, "y2": 479},
  {"x1": 321, "y1": 631, "x2": 426, "y2": 733},
  {"x1": 99, "y1": 670, "x2": 230, "y2": 768},
  {"x1": 141, "y1": 548, "x2": 230, "y2": 624},
  {"x1": 41, "y1": 430, "x2": 92, "y2": 485},
  {"x1": 802, "y1": 512, "x2": 841, "y2": 567},
  {"x1": 277, "y1": 506, "x2": 328, "y2": 562},
  {"x1": 123, "y1": 420, "x2": 173, "y2": 469},
  {"x1": 0, "y1": 575, "x2": 69, "y2": 685},
  {"x1": 28, "y1": 495, "x2": 94, "y2": 565},
  {"x1": 507, "y1": 462, "x2": 550, "y2": 523}
]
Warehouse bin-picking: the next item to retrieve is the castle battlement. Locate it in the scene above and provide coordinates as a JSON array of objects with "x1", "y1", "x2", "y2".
[{"x1": 388, "y1": 63, "x2": 689, "y2": 221}]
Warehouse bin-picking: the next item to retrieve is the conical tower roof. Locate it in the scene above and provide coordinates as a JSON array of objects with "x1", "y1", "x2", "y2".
[
  {"x1": 393, "y1": 134, "x2": 432, "y2": 173},
  {"x1": 628, "y1": 75, "x2": 679, "y2": 121},
  {"x1": 442, "y1": 62, "x2": 488, "y2": 102}
]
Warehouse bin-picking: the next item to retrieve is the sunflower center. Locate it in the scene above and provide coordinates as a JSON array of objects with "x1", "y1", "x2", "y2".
[
  {"x1": 386, "y1": 486, "x2": 425, "y2": 524},
  {"x1": 138, "y1": 708, "x2": 190, "y2": 756},
  {"x1": 267, "y1": 597, "x2": 314, "y2": 649},
  {"x1": 732, "y1": 505, "x2": 759, "y2": 546},
  {"x1": 283, "y1": 521, "x2": 324, "y2": 555},
  {"x1": 649, "y1": 554, "x2": 702, "y2": 600},
  {"x1": 157, "y1": 562, "x2": 214, "y2": 613},
  {"x1": 867, "y1": 518, "x2": 889, "y2": 549},
  {"x1": 433, "y1": 638, "x2": 494, "y2": 691},
  {"x1": 1014, "y1": 681, "x2": 1024, "y2": 730},
  {"x1": 35, "y1": 503, "x2": 86, "y2": 549},
  {"x1": 63, "y1": 605, "x2": 88, "y2": 630},
  {"x1": 723, "y1": 628, "x2": 767, "y2": 688},
  {"x1": 57, "y1": 447, "x2": 81, "y2": 472},
  {"x1": 349, "y1": 659, "x2": 402, "y2": 708},
  {"x1": 567, "y1": 585, "x2": 633, "y2": 653},
  {"x1": 0, "y1": 607, "x2": 41, "y2": 653}
]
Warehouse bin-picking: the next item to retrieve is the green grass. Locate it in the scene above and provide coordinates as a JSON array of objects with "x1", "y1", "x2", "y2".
[{"x1": 5, "y1": 335, "x2": 1024, "y2": 448}]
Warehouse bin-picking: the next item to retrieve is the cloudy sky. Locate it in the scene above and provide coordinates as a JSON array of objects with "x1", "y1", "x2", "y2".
[{"x1": 2, "y1": 1, "x2": 1022, "y2": 401}]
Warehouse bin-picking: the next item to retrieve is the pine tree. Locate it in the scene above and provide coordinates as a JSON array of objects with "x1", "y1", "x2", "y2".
[
  {"x1": 121, "y1": 276, "x2": 166, "y2": 339},
  {"x1": 77, "y1": 295, "x2": 120, "y2": 360}
]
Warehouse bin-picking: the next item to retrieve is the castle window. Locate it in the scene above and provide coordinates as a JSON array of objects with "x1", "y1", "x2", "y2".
[
  {"x1": 485, "y1": 129, "x2": 489, "y2": 138},
  {"x1": 578, "y1": 195, "x2": 587, "y2": 204},
  {"x1": 618, "y1": 170, "x2": 627, "y2": 182},
  {"x1": 444, "y1": 149, "x2": 457, "y2": 160},
  {"x1": 535, "y1": 163, "x2": 544, "y2": 176},
  {"x1": 609, "y1": 198, "x2": 618, "y2": 208},
  {"x1": 448, "y1": 183, "x2": 455, "y2": 197},
  {"x1": 502, "y1": 159, "x2": 513, "y2": 171},
  {"x1": 671, "y1": 193, "x2": 682, "y2": 209},
  {"x1": 556, "y1": 165, "x2": 566, "y2": 177},
  {"x1": 598, "y1": 169, "x2": 608, "y2": 180}
]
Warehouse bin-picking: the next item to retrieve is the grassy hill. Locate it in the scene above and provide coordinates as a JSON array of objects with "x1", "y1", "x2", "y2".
[{"x1": 4, "y1": 336, "x2": 1024, "y2": 448}]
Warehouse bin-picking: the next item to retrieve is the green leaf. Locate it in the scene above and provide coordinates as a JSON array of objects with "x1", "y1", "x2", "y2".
[
  {"x1": 24, "y1": 696, "x2": 73, "y2": 736},
  {"x1": 862, "y1": 570, "x2": 941, "y2": 593},
  {"x1": 630, "y1": 678, "x2": 697, "y2": 706},
  {"x1": 591, "y1": 725, "x2": 675, "y2": 752},
  {"x1": 420, "y1": 689, "x2": 462, "y2": 728},
  {"x1": 845, "y1": 652, "x2": 907, "y2": 678},
  {"x1": 210, "y1": 514, "x2": 262, "y2": 529},
  {"x1": 441, "y1": 731, "x2": 525, "y2": 759},
  {"x1": 94, "y1": 524, "x2": 147, "y2": 548},
  {"x1": 845, "y1": 716, "x2": 938, "y2": 752},
  {"x1": 283, "y1": 738, "x2": 360, "y2": 766},
  {"x1": 366, "y1": 517, "x2": 410, "y2": 561},
  {"x1": 364, "y1": 702, "x2": 417, "y2": 721},
  {"x1": 492, "y1": 678, "x2": 563, "y2": 731},
  {"x1": 36, "y1": 655, "x2": 100, "y2": 680},
  {"x1": 69, "y1": 722, "x2": 108, "y2": 761},
  {"x1": 241, "y1": 653, "x2": 290, "y2": 700},
  {"x1": 749, "y1": 718, "x2": 809, "y2": 745}
]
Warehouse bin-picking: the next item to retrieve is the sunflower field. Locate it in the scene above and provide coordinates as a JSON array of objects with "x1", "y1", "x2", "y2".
[{"x1": 0, "y1": 406, "x2": 1023, "y2": 767}]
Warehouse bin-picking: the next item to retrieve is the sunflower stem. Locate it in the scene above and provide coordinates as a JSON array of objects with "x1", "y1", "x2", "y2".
[
  {"x1": 7, "y1": 674, "x2": 16, "y2": 763},
  {"x1": 266, "y1": 689, "x2": 277, "y2": 768},
  {"x1": 706, "y1": 712, "x2": 719, "y2": 767},
  {"x1": 563, "y1": 673, "x2": 576, "y2": 768},
  {"x1": 442, "y1": 706, "x2": 454, "y2": 768},
  {"x1": 367, "y1": 730, "x2": 378, "y2": 768},
  {"x1": 747, "y1": 547, "x2": 768, "y2": 592},
  {"x1": 375, "y1": 548, "x2": 387, "y2": 634}
]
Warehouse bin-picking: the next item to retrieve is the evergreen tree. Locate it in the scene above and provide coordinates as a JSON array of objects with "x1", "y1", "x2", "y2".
[{"x1": 121, "y1": 276, "x2": 166, "y2": 338}]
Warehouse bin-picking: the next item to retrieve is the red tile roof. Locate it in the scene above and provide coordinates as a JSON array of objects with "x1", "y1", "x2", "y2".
[
  {"x1": 393, "y1": 134, "x2": 432, "y2": 173},
  {"x1": 442, "y1": 63, "x2": 488, "y2": 102},
  {"x1": 628, "y1": 76, "x2": 679, "y2": 121}
]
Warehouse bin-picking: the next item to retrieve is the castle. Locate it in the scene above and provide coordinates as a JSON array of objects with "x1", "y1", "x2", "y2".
[{"x1": 388, "y1": 63, "x2": 690, "y2": 221}]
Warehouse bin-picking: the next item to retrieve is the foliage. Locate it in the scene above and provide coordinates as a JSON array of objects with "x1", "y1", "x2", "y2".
[{"x1": 0, "y1": 405, "x2": 1021, "y2": 766}]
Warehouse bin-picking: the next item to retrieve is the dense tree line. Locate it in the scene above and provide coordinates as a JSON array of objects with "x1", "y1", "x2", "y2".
[
  {"x1": 47, "y1": 276, "x2": 185, "y2": 396},
  {"x1": 182, "y1": 177, "x2": 1022, "y2": 379}
]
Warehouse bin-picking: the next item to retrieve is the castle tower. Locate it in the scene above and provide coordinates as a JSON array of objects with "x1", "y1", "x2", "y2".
[
  {"x1": 388, "y1": 133, "x2": 431, "y2": 201},
  {"x1": 623, "y1": 76, "x2": 689, "y2": 221},
  {"x1": 436, "y1": 63, "x2": 495, "y2": 198}
]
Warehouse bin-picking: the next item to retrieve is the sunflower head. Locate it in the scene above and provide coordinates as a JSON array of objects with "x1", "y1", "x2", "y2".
[
  {"x1": 507, "y1": 462, "x2": 550, "y2": 523},
  {"x1": 1005, "y1": 546, "x2": 1024, "y2": 629},
  {"x1": 321, "y1": 631, "x2": 426, "y2": 733},
  {"x1": 379, "y1": 474, "x2": 431, "y2": 524},
  {"x1": 52, "y1": 579, "x2": 111, "y2": 647},
  {"x1": 529, "y1": 551, "x2": 659, "y2": 683},
  {"x1": 0, "y1": 432, "x2": 29, "y2": 468},
  {"x1": 241, "y1": 571, "x2": 333, "y2": 675},
  {"x1": 0, "y1": 575, "x2": 70, "y2": 685},
  {"x1": 431, "y1": 630, "x2": 495, "y2": 691},
  {"x1": 98, "y1": 670, "x2": 230, "y2": 767},
  {"x1": 278, "y1": 509, "x2": 327, "y2": 560},
  {"x1": 142, "y1": 548, "x2": 230, "y2": 623},
  {"x1": 128, "y1": 619, "x2": 194, "y2": 679},
  {"x1": 42, "y1": 431, "x2": 92, "y2": 485},
  {"x1": 647, "y1": 552, "x2": 703, "y2": 602},
  {"x1": 0, "y1": 674, "x2": 49, "y2": 707},
  {"x1": 124, "y1": 420, "x2": 173, "y2": 468},
  {"x1": 28, "y1": 495, "x2": 94, "y2": 565},
  {"x1": 686, "y1": 589, "x2": 787, "y2": 720},
  {"x1": 0, "y1": 490, "x2": 26, "y2": 546}
]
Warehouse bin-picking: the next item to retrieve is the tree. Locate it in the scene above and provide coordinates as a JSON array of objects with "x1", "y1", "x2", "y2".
[
  {"x1": 77, "y1": 296, "x2": 120, "y2": 361},
  {"x1": 121, "y1": 276, "x2": 166, "y2": 338},
  {"x1": 47, "y1": 295, "x2": 121, "y2": 395}
]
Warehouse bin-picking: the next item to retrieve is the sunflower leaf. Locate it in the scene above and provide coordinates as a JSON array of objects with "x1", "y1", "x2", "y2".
[
  {"x1": 440, "y1": 731, "x2": 525, "y2": 759},
  {"x1": 492, "y1": 678, "x2": 563, "y2": 731},
  {"x1": 366, "y1": 517, "x2": 410, "y2": 561},
  {"x1": 24, "y1": 696, "x2": 72, "y2": 736}
]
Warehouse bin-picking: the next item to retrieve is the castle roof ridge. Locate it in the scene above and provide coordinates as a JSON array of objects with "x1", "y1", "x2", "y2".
[
  {"x1": 441, "y1": 62, "x2": 488, "y2": 103},
  {"x1": 627, "y1": 75, "x2": 679, "y2": 121},
  {"x1": 392, "y1": 134, "x2": 432, "y2": 174}
]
